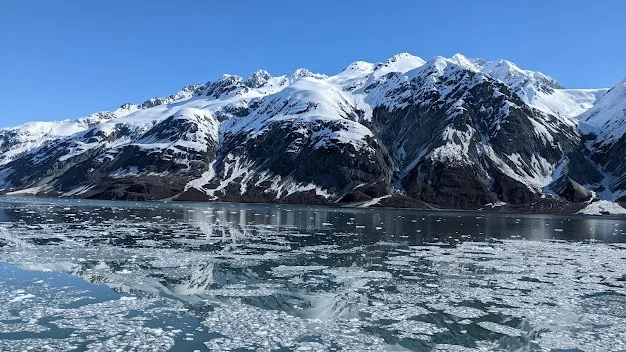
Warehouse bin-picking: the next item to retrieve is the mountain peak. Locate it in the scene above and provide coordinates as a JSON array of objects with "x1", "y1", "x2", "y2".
[
  {"x1": 579, "y1": 76, "x2": 626, "y2": 141},
  {"x1": 342, "y1": 60, "x2": 375, "y2": 73},
  {"x1": 290, "y1": 68, "x2": 327, "y2": 81},
  {"x1": 381, "y1": 53, "x2": 426, "y2": 69},
  {"x1": 366, "y1": 53, "x2": 427, "y2": 80},
  {"x1": 245, "y1": 69, "x2": 272, "y2": 88},
  {"x1": 419, "y1": 56, "x2": 456, "y2": 75},
  {"x1": 291, "y1": 68, "x2": 310, "y2": 79},
  {"x1": 219, "y1": 74, "x2": 243, "y2": 83},
  {"x1": 386, "y1": 52, "x2": 420, "y2": 63},
  {"x1": 449, "y1": 53, "x2": 480, "y2": 71}
]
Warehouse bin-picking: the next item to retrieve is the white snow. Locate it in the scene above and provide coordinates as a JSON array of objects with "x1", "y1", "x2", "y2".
[
  {"x1": 448, "y1": 53, "x2": 607, "y2": 120},
  {"x1": 483, "y1": 145, "x2": 554, "y2": 191},
  {"x1": 578, "y1": 77, "x2": 626, "y2": 145},
  {"x1": 484, "y1": 201, "x2": 507, "y2": 208},
  {"x1": 6, "y1": 186, "x2": 46, "y2": 195},
  {"x1": 358, "y1": 195, "x2": 392, "y2": 207},
  {"x1": 531, "y1": 88, "x2": 607, "y2": 119},
  {"x1": 0, "y1": 114, "x2": 116, "y2": 165},
  {"x1": 184, "y1": 154, "x2": 333, "y2": 200},
  {"x1": 62, "y1": 185, "x2": 95, "y2": 197},
  {"x1": 578, "y1": 200, "x2": 626, "y2": 215},
  {"x1": 430, "y1": 126, "x2": 475, "y2": 164}
]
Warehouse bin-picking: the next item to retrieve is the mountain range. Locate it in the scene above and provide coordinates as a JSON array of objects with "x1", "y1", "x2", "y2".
[{"x1": 1, "y1": 53, "x2": 624, "y2": 214}]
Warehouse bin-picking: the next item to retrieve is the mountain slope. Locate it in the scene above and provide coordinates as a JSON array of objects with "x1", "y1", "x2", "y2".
[
  {"x1": 181, "y1": 77, "x2": 395, "y2": 204},
  {"x1": 577, "y1": 77, "x2": 626, "y2": 201},
  {"x1": 448, "y1": 54, "x2": 608, "y2": 119},
  {"x1": 0, "y1": 53, "x2": 622, "y2": 212},
  {"x1": 363, "y1": 57, "x2": 581, "y2": 208}
]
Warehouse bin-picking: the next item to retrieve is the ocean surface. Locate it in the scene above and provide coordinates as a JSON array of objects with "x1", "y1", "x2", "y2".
[{"x1": 0, "y1": 196, "x2": 625, "y2": 351}]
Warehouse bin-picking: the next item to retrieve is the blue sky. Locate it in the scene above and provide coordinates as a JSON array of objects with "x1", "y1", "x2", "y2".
[{"x1": 1, "y1": 0, "x2": 624, "y2": 127}]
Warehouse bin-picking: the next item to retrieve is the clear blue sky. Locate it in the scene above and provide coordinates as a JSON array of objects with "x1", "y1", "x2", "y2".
[{"x1": 1, "y1": 0, "x2": 624, "y2": 127}]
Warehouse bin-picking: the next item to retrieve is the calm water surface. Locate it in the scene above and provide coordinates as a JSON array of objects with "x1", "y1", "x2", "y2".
[{"x1": 0, "y1": 196, "x2": 625, "y2": 351}]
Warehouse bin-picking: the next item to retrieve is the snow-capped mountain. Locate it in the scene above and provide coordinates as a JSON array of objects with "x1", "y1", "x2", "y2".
[
  {"x1": 577, "y1": 77, "x2": 626, "y2": 202},
  {"x1": 0, "y1": 112, "x2": 119, "y2": 166},
  {"x1": 579, "y1": 77, "x2": 626, "y2": 145},
  {"x1": 448, "y1": 54, "x2": 608, "y2": 119},
  {"x1": 0, "y1": 53, "x2": 624, "y2": 213}
]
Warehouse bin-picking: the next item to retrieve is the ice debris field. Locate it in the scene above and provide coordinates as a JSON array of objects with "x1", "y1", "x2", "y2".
[{"x1": 0, "y1": 197, "x2": 625, "y2": 351}]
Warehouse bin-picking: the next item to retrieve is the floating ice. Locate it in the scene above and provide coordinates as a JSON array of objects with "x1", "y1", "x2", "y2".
[{"x1": 0, "y1": 199, "x2": 625, "y2": 351}]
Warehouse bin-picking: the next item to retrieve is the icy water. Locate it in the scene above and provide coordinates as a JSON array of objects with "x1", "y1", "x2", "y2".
[{"x1": 0, "y1": 197, "x2": 625, "y2": 352}]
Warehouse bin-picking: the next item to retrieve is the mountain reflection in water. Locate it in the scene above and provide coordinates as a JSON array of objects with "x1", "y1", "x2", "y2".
[{"x1": 1, "y1": 196, "x2": 625, "y2": 351}]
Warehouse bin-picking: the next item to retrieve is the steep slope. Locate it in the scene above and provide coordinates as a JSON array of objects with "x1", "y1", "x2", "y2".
[
  {"x1": 362, "y1": 57, "x2": 581, "y2": 208},
  {"x1": 449, "y1": 54, "x2": 608, "y2": 119},
  {"x1": 181, "y1": 78, "x2": 394, "y2": 203},
  {"x1": 0, "y1": 112, "x2": 118, "y2": 166},
  {"x1": 579, "y1": 77, "x2": 626, "y2": 146},
  {"x1": 529, "y1": 88, "x2": 608, "y2": 119},
  {"x1": 0, "y1": 53, "x2": 620, "y2": 212},
  {"x1": 178, "y1": 54, "x2": 428, "y2": 203},
  {"x1": 578, "y1": 77, "x2": 626, "y2": 201}
]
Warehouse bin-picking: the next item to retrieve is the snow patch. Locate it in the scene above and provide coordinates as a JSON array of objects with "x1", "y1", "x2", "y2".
[{"x1": 578, "y1": 200, "x2": 626, "y2": 215}]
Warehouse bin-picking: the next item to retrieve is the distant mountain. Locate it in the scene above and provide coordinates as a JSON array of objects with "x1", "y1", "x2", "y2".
[{"x1": 0, "y1": 53, "x2": 624, "y2": 214}]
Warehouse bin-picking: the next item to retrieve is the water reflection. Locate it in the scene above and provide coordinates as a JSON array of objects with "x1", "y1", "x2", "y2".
[
  {"x1": 1, "y1": 196, "x2": 623, "y2": 244},
  {"x1": 0, "y1": 196, "x2": 625, "y2": 351},
  {"x1": 179, "y1": 202, "x2": 626, "y2": 244}
]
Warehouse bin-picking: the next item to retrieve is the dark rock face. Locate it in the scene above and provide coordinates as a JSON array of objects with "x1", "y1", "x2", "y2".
[
  {"x1": 491, "y1": 172, "x2": 540, "y2": 205},
  {"x1": 594, "y1": 134, "x2": 626, "y2": 192},
  {"x1": 366, "y1": 65, "x2": 579, "y2": 209},
  {"x1": 179, "y1": 116, "x2": 395, "y2": 204},
  {"x1": 84, "y1": 176, "x2": 183, "y2": 201},
  {"x1": 548, "y1": 175, "x2": 595, "y2": 202},
  {"x1": 0, "y1": 130, "x2": 20, "y2": 157},
  {"x1": 399, "y1": 160, "x2": 494, "y2": 208}
]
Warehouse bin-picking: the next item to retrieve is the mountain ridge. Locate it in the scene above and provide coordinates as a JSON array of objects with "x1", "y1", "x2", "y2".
[{"x1": 1, "y1": 53, "x2": 624, "y2": 214}]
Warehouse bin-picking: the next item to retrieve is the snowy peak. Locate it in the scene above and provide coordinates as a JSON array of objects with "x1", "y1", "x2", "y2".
[
  {"x1": 445, "y1": 56, "x2": 606, "y2": 119},
  {"x1": 138, "y1": 83, "x2": 204, "y2": 109},
  {"x1": 413, "y1": 55, "x2": 473, "y2": 77},
  {"x1": 337, "y1": 53, "x2": 426, "y2": 80},
  {"x1": 245, "y1": 69, "x2": 273, "y2": 88},
  {"x1": 218, "y1": 74, "x2": 244, "y2": 85},
  {"x1": 341, "y1": 61, "x2": 376, "y2": 76},
  {"x1": 387, "y1": 52, "x2": 420, "y2": 63},
  {"x1": 578, "y1": 77, "x2": 626, "y2": 144},
  {"x1": 330, "y1": 52, "x2": 581, "y2": 120},
  {"x1": 373, "y1": 53, "x2": 426, "y2": 78},
  {"x1": 470, "y1": 57, "x2": 563, "y2": 92},
  {"x1": 196, "y1": 74, "x2": 248, "y2": 99},
  {"x1": 448, "y1": 53, "x2": 480, "y2": 71},
  {"x1": 290, "y1": 68, "x2": 327, "y2": 82},
  {"x1": 244, "y1": 78, "x2": 358, "y2": 123}
]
